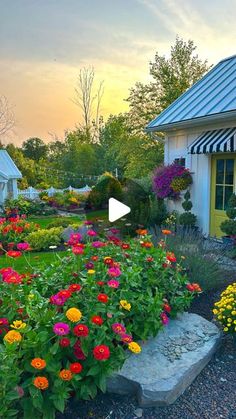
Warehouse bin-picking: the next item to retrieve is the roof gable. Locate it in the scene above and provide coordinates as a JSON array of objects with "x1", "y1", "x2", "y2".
[
  {"x1": 0, "y1": 150, "x2": 22, "y2": 179},
  {"x1": 147, "y1": 55, "x2": 236, "y2": 132}
]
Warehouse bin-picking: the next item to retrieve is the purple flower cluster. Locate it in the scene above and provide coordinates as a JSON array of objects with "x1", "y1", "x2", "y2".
[{"x1": 153, "y1": 163, "x2": 187, "y2": 199}]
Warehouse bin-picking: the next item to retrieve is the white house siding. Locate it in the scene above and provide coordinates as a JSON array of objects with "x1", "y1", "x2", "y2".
[{"x1": 164, "y1": 119, "x2": 236, "y2": 235}]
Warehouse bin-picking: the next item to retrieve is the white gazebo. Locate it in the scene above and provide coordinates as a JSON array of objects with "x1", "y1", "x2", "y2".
[{"x1": 0, "y1": 150, "x2": 22, "y2": 206}]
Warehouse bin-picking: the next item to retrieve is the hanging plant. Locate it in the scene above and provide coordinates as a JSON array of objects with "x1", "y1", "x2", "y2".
[{"x1": 153, "y1": 163, "x2": 192, "y2": 200}]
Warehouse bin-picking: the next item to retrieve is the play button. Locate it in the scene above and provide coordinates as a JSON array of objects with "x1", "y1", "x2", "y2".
[{"x1": 108, "y1": 198, "x2": 131, "y2": 222}]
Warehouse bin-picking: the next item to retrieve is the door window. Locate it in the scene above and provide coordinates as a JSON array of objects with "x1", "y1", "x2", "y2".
[{"x1": 215, "y1": 159, "x2": 234, "y2": 210}]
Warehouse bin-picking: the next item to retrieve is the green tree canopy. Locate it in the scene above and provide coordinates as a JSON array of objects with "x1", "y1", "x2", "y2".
[{"x1": 22, "y1": 137, "x2": 48, "y2": 161}]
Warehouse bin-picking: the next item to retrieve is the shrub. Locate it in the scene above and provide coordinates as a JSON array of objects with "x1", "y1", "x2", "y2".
[
  {"x1": 213, "y1": 282, "x2": 236, "y2": 334},
  {"x1": 0, "y1": 228, "x2": 201, "y2": 417},
  {"x1": 4, "y1": 196, "x2": 48, "y2": 216},
  {"x1": 47, "y1": 218, "x2": 77, "y2": 229},
  {"x1": 179, "y1": 191, "x2": 197, "y2": 228},
  {"x1": 220, "y1": 193, "x2": 236, "y2": 237},
  {"x1": 153, "y1": 163, "x2": 192, "y2": 200},
  {"x1": 26, "y1": 227, "x2": 63, "y2": 251},
  {"x1": 88, "y1": 172, "x2": 123, "y2": 209}
]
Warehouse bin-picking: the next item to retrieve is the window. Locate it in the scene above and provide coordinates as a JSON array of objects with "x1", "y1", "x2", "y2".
[{"x1": 215, "y1": 159, "x2": 234, "y2": 210}]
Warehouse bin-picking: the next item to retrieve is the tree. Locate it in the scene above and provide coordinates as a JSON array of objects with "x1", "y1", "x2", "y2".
[
  {"x1": 73, "y1": 67, "x2": 104, "y2": 141},
  {"x1": 0, "y1": 96, "x2": 14, "y2": 138},
  {"x1": 22, "y1": 137, "x2": 47, "y2": 161},
  {"x1": 127, "y1": 36, "x2": 211, "y2": 133}
]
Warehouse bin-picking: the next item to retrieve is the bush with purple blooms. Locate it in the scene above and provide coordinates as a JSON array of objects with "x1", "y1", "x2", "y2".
[{"x1": 153, "y1": 163, "x2": 192, "y2": 199}]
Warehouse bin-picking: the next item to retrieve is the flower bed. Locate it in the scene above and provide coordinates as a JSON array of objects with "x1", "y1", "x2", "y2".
[
  {"x1": 213, "y1": 283, "x2": 236, "y2": 335},
  {"x1": 0, "y1": 216, "x2": 39, "y2": 252},
  {"x1": 0, "y1": 227, "x2": 201, "y2": 418}
]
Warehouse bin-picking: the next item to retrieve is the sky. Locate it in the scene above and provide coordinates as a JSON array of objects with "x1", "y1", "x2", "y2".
[{"x1": 0, "y1": 0, "x2": 236, "y2": 145}]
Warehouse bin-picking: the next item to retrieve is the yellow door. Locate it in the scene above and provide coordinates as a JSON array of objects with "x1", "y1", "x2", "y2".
[{"x1": 210, "y1": 154, "x2": 236, "y2": 237}]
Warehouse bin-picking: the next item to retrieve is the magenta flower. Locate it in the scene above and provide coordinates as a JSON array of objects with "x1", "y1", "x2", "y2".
[
  {"x1": 112, "y1": 323, "x2": 126, "y2": 335},
  {"x1": 17, "y1": 242, "x2": 30, "y2": 251},
  {"x1": 92, "y1": 241, "x2": 105, "y2": 248},
  {"x1": 109, "y1": 228, "x2": 120, "y2": 234},
  {"x1": 107, "y1": 279, "x2": 120, "y2": 288},
  {"x1": 87, "y1": 229, "x2": 97, "y2": 237},
  {"x1": 53, "y1": 322, "x2": 70, "y2": 335},
  {"x1": 85, "y1": 262, "x2": 94, "y2": 269},
  {"x1": 160, "y1": 312, "x2": 169, "y2": 325},
  {"x1": 84, "y1": 220, "x2": 93, "y2": 225},
  {"x1": 72, "y1": 246, "x2": 84, "y2": 255},
  {"x1": 120, "y1": 333, "x2": 133, "y2": 344},
  {"x1": 108, "y1": 266, "x2": 121, "y2": 277},
  {"x1": 67, "y1": 233, "x2": 82, "y2": 245},
  {"x1": 50, "y1": 293, "x2": 67, "y2": 306}
]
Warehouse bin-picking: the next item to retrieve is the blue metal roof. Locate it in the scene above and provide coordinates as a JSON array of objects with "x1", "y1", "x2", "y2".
[{"x1": 146, "y1": 55, "x2": 236, "y2": 131}]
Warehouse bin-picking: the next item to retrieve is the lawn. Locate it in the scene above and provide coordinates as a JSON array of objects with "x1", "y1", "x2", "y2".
[
  {"x1": 0, "y1": 250, "x2": 69, "y2": 272},
  {"x1": 29, "y1": 209, "x2": 108, "y2": 228}
]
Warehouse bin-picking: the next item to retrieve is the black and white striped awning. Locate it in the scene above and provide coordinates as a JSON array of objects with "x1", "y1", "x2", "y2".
[{"x1": 188, "y1": 127, "x2": 236, "y2": 154}]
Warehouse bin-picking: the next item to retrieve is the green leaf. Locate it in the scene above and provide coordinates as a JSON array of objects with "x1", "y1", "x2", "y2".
[
  {"x1": 49, "y1": 341, "x2": 59, "y2": 355},
  {"x1": 53, "y1": 397, "x2": 65, "y2": 413},
  {"x1": 87, "y1": 365, "x2": 101, "y2": 376}
]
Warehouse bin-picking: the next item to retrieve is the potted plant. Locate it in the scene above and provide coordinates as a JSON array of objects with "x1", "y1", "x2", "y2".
[
  {"x1": 220, "y1": 193, "x2": 236, "y2": 246},
  {"x1": 179, "y1": 190, "x2": 197, "y2": 230},
  {"x1": 153, "y1": 163, "x2": 192, "y2": 200}
]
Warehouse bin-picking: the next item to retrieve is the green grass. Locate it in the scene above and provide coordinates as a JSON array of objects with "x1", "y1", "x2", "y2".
[
  {"x1": 29, "y1": 209, "x2": 107, "y2": 228},
  {"x1": 0, "y1": 250, "x2": 68, "y2": 273}
]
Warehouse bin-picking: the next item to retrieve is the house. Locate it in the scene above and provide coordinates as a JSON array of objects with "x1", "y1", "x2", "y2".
[
  {"x1": 0, "y1": 150, "x2": 22, "y2": 206},
  {"x1": 146, "y1": 54, "x2": 236, "y2": 237}
]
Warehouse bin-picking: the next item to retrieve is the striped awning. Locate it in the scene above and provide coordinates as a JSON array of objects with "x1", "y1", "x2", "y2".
[{"x1": 188, "y1": 127, "x2": 236, "y2": 154}]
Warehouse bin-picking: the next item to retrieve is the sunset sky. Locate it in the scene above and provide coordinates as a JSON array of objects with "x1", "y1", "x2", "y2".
[{"x1": 1, "y1": 0, "x2": 236, "y2": 144}]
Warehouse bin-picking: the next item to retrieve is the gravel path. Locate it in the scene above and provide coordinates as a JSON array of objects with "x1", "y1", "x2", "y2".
[{"x1": 57, "y1": 276, "x2": 236, "y2": 419}]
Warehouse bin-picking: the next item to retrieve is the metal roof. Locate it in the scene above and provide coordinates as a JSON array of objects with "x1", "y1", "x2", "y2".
[
  {"x1": 0, "y1": 150, "x2": 22, "y2": 179},
  {"x1": 146, "y1": 55, "x2": 236, "y2": 132}
]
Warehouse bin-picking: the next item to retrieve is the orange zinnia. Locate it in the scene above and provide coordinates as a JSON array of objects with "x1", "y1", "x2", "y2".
[
  {"x1": 136, "y1": 229, "x2": 148, "y2": 235},
  {"x1": 33, "y1": 376, "x2": 49, "y2": 390},
  {"x1": 31, "y1": 358, "x2": 46, "y2": 370},
  {"x1": 161, "y1": 229, "x2": 172, "y2": 235},
  {"x1": 59, "y1": 369, "x2": 73, "y2": 381}
]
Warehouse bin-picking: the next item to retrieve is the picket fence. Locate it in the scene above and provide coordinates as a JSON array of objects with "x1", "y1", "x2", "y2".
[{"x1": 18, "y1": 185, "x2": 92, "y2": 200}]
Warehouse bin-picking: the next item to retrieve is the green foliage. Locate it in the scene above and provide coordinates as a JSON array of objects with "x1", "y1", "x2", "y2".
[
  {"x1": 26, "y1": 227, "x2": 63, "y2": 251},
  {"x1": 0, "y1": 230, "x2": 200, "y2": 417},
  {"x1": 0, "y1": 219, "x2": 39, "y2": 250},
  {"x1": 4, "y1": 196, "x2": 50, "y2": 216},
  {"x1": 221, "y1": 193, "x2": 236, "y2": 236},
  {"x1": 22, "y1": 138, "x2": 48, "y2": 161},
  {"x1": 46, "y1": 219, "x2": 77, "y2": 229},
  {"x1": 179, "y1": 191, "x2": 197, "y2": 227},
  {"x1": 88, "y1": 173, "x2": 122, "y2": 209}
]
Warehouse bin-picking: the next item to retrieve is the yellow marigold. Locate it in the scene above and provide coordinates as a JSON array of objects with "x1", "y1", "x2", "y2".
[
  {"x1": 31, "y1": 358, "x2": 46, "y2": 370},
  {"x1": 128, "y1": 342, "x2": 142, "y2": 353},
  {"x1": 4, "y1": 330, "x2": 22, "y2": 344},
  {"x1": 59, "y1": 369, "x2": 73, "y2": 381},
  {"x1": 87, "y1": 269, "x2": 95, "y2": 274},
  {"x1": 10, "y1": 320, "x2": 26, "y2": 330},
  {"x1": 120, "y1": 300, "x2": 131, "y2": 311},
  {"x1": 33, "y1": 376, "x2": 49, "y2": 390},
  {"x1": 66, "y1": 307, "x2": 82, "y2": 322}
]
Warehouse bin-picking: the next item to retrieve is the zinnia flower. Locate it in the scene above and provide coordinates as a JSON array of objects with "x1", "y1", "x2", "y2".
[
  {"x1": 120, "y1": 334, "x2": 133, "y2": 344},
  {"x1": 6, "y1": 250, "x2": 22, "y2": 258},
  {"x1": 166, "y1": 252, "x2": 177, "y2": 263},
  {"x1": 103, "y1": 257, "x2": 113, "y2": 265},
  {"x1": 128, "y1": 342, "x2": 142, "y2": 353},
  {"x1": 112, "y1": 323, "x2": 126, "y2": 335},
  {"x1": 66, "y1": 308, "x2": 82, "y2": 322},
  {"x1": 97, "y1": 293, "x2": 108, "y2": 303},
  {"x1": 33, "y1": 376, "x2": 49, "y2": 390},
  {"x1": 10, "y1": 320, "x2": 26, "y2": 330},
  {"x1": 93, "y1": 345, "x2": 110, "y2": 360},
  {"x1": 160, "y1": 312, "x2": 169, "y2": 325},
  {"x1": 72, "y1": 246, "x2": 84, "y2": 255},
  {"x1": 31, "y1": 358, "x2": 46, "y2": 370},
  {"x1": 108, "y1": 266, "x2": 121, "y2": 277},
  {"x1": 73, "y1": 341, "x2": 86, "y2": 360},
  {"x1": 87, "y1": 229, "x2": 97, "y2": 237},
  {"x1": 4, "y1": 330, "x2": 22, "y2": 344},
  {"x1": 53, "y1": 322, "x2": 70, "y2": 336},
  {"x1": 50, "y1": 293, "x2": 67, "y2": 306},
  {"x1": 69, "y1": 362, "x2": 83, "y2": 374},
  {"x1": 68, "y1": 284, "x2": 81, "y2": 292},
  {"x1": 73, "y1": 324, "x2": 89, "y2": 337},
  {"x1": 107, "y1": 279, "x2": 120, "y2": 288},
  {"x1": 162, "y1": 229, "x2": 172, "y2": 235},
  {"x1": 163, "y1": 303, "x2": 171, "y2": 313},
  {"x1": 59, "y1": 369, "x2": 73, "y2": 381},
  {"x1": 59, "y1": 337, "x2": 70, "y2": 347},
  {"x1": 120, "y1": 300, "x2": 131, "y2": 311},
  {"x1": 17, "y1": 242, "x2": 30, "y2": 251},
  {"x1": 91, "y1": 315, "x2": 103, "y2": 326},
  {"x1": 92, "y1": 241, "x2": 105, "y2": 248}
]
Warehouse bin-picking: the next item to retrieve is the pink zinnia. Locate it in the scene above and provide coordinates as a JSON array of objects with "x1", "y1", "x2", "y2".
[
  {"x1": 17, "y1": 242, "x2": 30, "y2": 251},
  {"x1": 67, "y1": 233, "x2": 82, "y2": 245},
  {"x1": 50, "y1": 293, "x2": 67, "y2": 306},
  {"x1": 92, "y1": 241, "x2": 105, "y2": 248},
  {"x1": 107, "y1": 279, "x2": 120, "y2": 288},
  {"x1": 53, "y1": 322, "x2": 70, "y2": 335},
  {"x1": 112, "y1": 323, "x2": 126, "y2": 335},
  {"x1": 108, "y1": 266, "x2": 121, "y2": 277},
  {"x1": 87, "y1": 229, "x2": 97, "y2": 237},
  {"x1": 120, "y1": 333, "x2": 133, "y2": 344},
  {"x1": 160, "y1": 312, "x2": 169, "y2": 325},
  {"x1": 109, "y1": 228, "x2": 119, "y2": 234},
  {"x1": 72, "y1": 246, "x2": 84, "y2": 255}
]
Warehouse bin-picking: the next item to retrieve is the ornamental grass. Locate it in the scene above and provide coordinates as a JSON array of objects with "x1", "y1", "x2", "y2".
[{"x1": 0, "y1": 224, "x2": 201, "y2": 418}]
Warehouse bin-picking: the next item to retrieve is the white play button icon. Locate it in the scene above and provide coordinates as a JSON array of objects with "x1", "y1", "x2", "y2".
[{"x1": 108, "y1": 198, "x2": 131, "y2": 222}]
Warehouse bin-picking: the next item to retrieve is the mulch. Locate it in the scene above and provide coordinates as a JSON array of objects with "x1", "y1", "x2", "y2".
[{"x1": 57, "y1": 273, "x2": 236, "y2": 419}]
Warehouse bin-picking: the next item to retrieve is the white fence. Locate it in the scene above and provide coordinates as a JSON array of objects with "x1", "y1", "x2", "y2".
[{"x1": 18, "y1": 185, "x2": 92, "y2": 200}]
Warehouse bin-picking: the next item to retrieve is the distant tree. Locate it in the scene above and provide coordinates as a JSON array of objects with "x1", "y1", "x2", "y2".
[
  {"x1": 22, "y1": 137, "x2": 47, "y2": 161},
  {"x1": 127, "y1": 36, "x2": 211, "y2": 132},
  {"x1": 0, "y1": 96, "x2": 14, "y2": 138}
]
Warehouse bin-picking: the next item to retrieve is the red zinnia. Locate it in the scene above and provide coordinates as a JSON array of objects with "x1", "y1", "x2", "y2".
[
  {"x1": 97, "y1": 281, "x2": 105, "y2": 286},
  {"x1": 69, "y1": 362, "x2": 83, "y2": 374},
  {"x1": 97, "y1": 293, "x2": 108, "y2": 303},
  {"x1": 73, "y1": 324, "x2": 89, "y2": 337},
  {"x1": 163, "y1": 303, "x2": 171, "y2": 313},
  {"x1": 59, "y1": 337, "x2": 70, "y2": 347},
  {"x1": 91, "y1": 315, "x2": 103, "y2": 326},
  {"x1": 68, "y1": 284, "x2": 81, "y2": 292},
  {"x1": 166, "y1": 252, "x2": 177, "y2": 263},
  {"x1": 6, "y1": 250, "x2": 22, "y2": 258},
  {"x1": 93, "y1": 344, "x2": 110, "y2": 361}
]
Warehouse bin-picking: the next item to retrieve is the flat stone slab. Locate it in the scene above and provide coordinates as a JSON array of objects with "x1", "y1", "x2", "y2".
[{"x1": 107, "y1": 313, "x2": 221, "y2": 407}]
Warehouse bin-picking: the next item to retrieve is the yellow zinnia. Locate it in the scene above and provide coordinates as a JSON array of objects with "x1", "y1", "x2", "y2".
[
  {"x1": 10, "y1": 320, "x2": 26, "y2": 330},
  {"x1": 120, "y1": 300, "x2": 131, "y2": 311},
  {"x1": 4, "y1": 330, "x2": 22, "y2": 344},
  {"x1": 87, "y1": 270, "x2": 95, "y2": 275},
  {"x1": 128, "y1": 342, "x2": 142, "y2": 353},
  {"x1": 66, "y1": 307, "x2": 82, "y2": 322}
]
